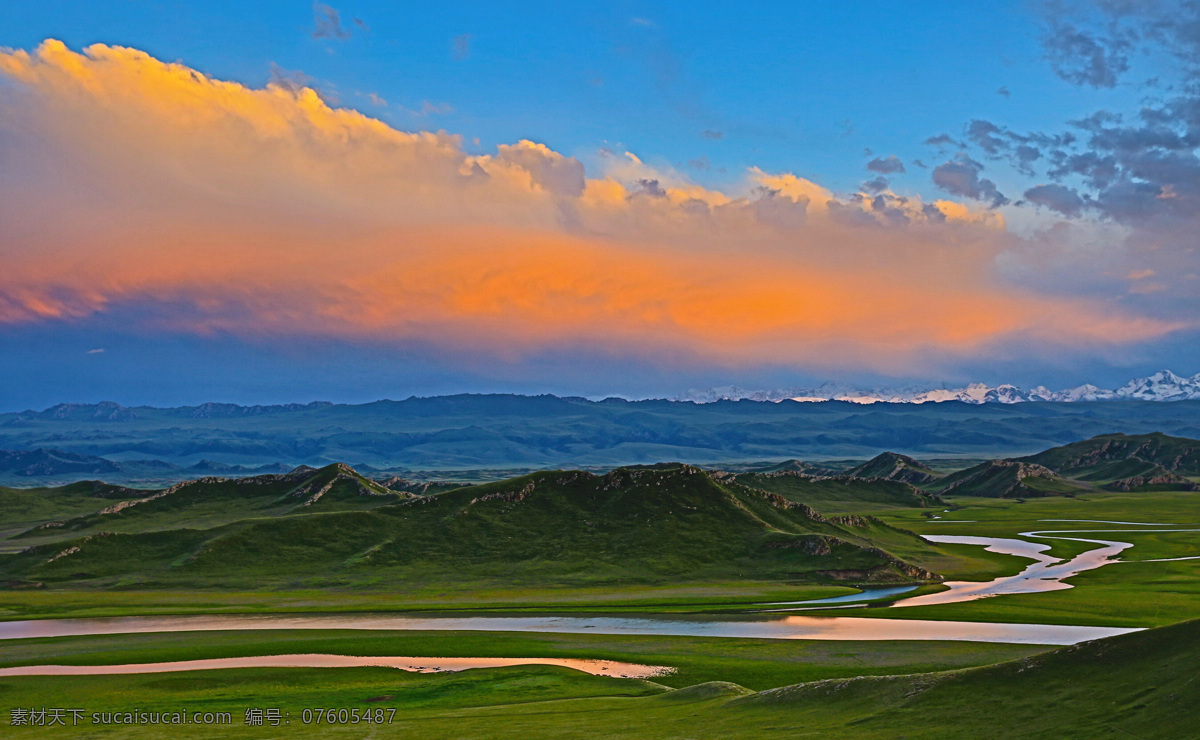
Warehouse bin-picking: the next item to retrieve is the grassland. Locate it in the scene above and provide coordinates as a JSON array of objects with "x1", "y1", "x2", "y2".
[
  {"x1": 0, "y1": 629, "x2": 1045, "y2": 692},
  {"x1": 1, "y1": 620, "x2": 1195, "y2": 738},
  {"x1": 4, "y1": 440, "x2": 1200, "y2": 737},
  {"x1": 842, "y1": 489, "x2": 1200, "y2": 627}
]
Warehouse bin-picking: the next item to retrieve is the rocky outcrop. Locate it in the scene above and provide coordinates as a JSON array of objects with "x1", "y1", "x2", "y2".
[
  {"x1": 1104, "y1": 472, "x2": 1199, "y2": 492},
  {"x1": 287, "y1": 464, "x2": 396, "y2": 506}
]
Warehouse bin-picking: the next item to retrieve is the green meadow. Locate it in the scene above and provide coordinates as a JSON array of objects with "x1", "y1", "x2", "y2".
[{"x1": 2, "y1": 620, "x2": 1197, "y2": 738}]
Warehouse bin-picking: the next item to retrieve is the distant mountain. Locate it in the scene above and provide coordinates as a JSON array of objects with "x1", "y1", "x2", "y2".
[
  {"x1": 677, "y1": 370, "x2": 1200, "y2": 405},
  {"x1": 0, "y1": 449, "x2": 122, "y2": 477},
  {"x1": 3, "y1": 395, "x2": 1200, "y2": 479},
  {"x1": 848, "y1": 452, "x2": 942, "y2": 485},
  {"x1": 5, "y1": 400, "x2": 335, "y2": 423}
]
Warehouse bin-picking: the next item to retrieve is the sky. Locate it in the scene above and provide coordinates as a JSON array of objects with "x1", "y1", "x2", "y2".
[{"x1": 1, "y1": 1, "x2": 1199, "y2": 409}]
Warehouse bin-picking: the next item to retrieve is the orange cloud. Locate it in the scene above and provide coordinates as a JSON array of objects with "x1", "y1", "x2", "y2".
[{"x1": 0, "y1": 40, "x2": 1186, "y2": 375}]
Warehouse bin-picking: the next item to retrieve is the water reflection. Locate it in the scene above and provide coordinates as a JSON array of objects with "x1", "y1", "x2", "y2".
[
  {"x1": 0, "y1": 613, "x2": 1135, "y2": 646},
  {"x1": 760, "y1": 586, "x2": 917, "y2": 607},
  {"x1": 892, "y1": 534, "x2": 1131, "y2": 608},
  {"x1": 0, "y1": 653, "x2": 673, "y2": 679}
]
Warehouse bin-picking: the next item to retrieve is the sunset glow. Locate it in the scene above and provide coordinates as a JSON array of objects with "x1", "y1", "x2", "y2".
[{"x1": 2, "y1": 3, "x2": 1199, "y2": 406}]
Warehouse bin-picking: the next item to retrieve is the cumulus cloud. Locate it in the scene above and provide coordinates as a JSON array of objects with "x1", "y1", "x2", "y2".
[
  {"x1": 267, "y1": 63, "x2": 314, "y2": 93},
  {"x1": 924, "y1": 133, "x2": 963, "y2": 150},
  {"x1": 495, "y1": 140, "x2": 586, "y2": 197},
  {"x1": 1024, "y1": 183, "x2": 1087, "y2": 217},
  {"x1": 1043, "y1": 22, "x2": 1131, "y2": 88},
  {"x1": 312, "y1": 3, "x2": 352, "y2": 41},
  {"x1": 932, "y1": 155, "x2": 1009, "y2": 207},
  {"x1": 861, "y1": 176, "x2": 890, "y2": 194},
  {"x1": 0, "y1": 40, "x2": 1181, "y2": 377},
  {"x1": 867, "y1": 155, "x2": 906, "y2": 174}
]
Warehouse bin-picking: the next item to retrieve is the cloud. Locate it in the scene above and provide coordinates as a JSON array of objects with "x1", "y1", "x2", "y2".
[
  {"x1": 997, "y1": 86, "x2": 1011, "y2": 98},
  {"x1": 963, "y1": 119, "x2": 1070, "y2": 176},
  {"x1": 1024, "y1": 183, "x2": 1087, "y2": 217},
  {"x1": 267, "y1": 63, "x2": 314, "y2": 93},
  {"x1": 867, "y1": 155, "x2": 906, "y2": 174},
  {"x1": 312, "y1": 3, "x2": 352, "y2": 41},
  {"x1": 1043, "y1": 22, "x2": 1131, "y2": 88},
  {"x1": 861, "y1": 176, "x2": 890, "y2": 194},
  {"x1": 453, "y1": 34, "x2": 471, "y2": 61},
  {"x1": 932, "y1": 155, "x2": 1009, "y2": 207},
  {"x1": 86, "y1": 348, "x2": 105, "y2": 354},
  {"x1": 418, "y1": 100, "x2": 453, "y2": 116},
  {"x1": 924, "y1": 133, "x2": 963, "y2": 150},
  {"x1": 496, "y1": 140, "x2": 586, "y2": 197},
  {"x1": 701, "y1": 129, "x2": 723, "y2": 140},
  {"x1": 0, "y1": 40, "x2": 1181, "y2": 378},
  {"x1": 634, "y1": 178, "x2": 668, "y2": 198}
]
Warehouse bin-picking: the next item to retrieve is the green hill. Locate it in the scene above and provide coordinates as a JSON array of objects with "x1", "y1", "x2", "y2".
[
  {"x1": 730, "y1": 471, "x2": 944, "y2": 513},
  {"x1": 375, "y1": 475, "x2": 469, "y2": 495},
  {"x1": 725, "y1": 616, "x2": 1200, "y2": 738},
  {"x1": 7, "y1": 464, "x2": 414, "y2": 543},
  {"x1": 1020, "y1": 431, "x2": 1200, "y2": 477},
  {"x1": 0, "y1": 480, "x2": 151, "y2": 547},
  {"x1": 927, "y1": 459, "x2": 1087, "y2": 498},
  {"x1": 846, "y1": 452, "x2": 943, "y2": 485},
  {"x1": 750, "y1": 459, "x2": 840, "y2": 475},
  {"x1": 0, "y1": 465, "x2": 942, "y2": 590},
  {"x1": 1099, "y1": 464, "x2": 1199, "y2": 492}
]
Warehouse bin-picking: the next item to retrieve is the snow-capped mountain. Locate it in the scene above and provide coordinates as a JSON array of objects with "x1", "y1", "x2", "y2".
[
  {"x1": 676, "y1": 370, "x2": 1200, "y2": 405},
  {"x1": 1115, "y1": 370, "x2": 1200, "y2": 402}
]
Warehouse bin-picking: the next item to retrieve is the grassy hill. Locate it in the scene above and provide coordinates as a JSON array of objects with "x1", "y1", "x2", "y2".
[
  {"x1": 1020, "y1": 431, "x2": 1200, "y2": 476},
  {"x1": 3, "y1": 464, "x2": 414, "y2": 548},
  {"x1": 925, "y1": 460, "x2": 1088, "y2": 498},
  {"x1": 846, "y1": 452, "x2": 943, "y2": 485},
  {"x1": 722, "y1": 616, "x2": 1200, "y2": 738},
  {"x1": 730, "y1": 470, "x2": 944, "y2": 513},
  {"x1": 0, "y1": 480, "x2": 149, "y2": 545},
  {"x1": 0, "y1": 465, "x2": 943, "y2": 590}
]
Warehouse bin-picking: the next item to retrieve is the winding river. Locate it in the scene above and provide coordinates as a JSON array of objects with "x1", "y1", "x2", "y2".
[
  {"x1": 0, "y1": 612, "x2": 1134, "y2": 646},
  {"x1": 1, "y1": 518, "x2": 1193, "y2": 675},
  {"x1": 0, "y1": 654, "x2": 674, "y2": 679}
]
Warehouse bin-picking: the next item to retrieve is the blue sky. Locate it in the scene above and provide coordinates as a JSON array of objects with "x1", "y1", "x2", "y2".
[{"x1": 1, "y1": 1, "x2": 1198, "y2": 409}]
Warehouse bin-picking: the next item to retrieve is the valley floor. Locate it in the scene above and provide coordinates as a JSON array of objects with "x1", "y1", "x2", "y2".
[{"x1": 2, "y1": 490, "x2": 1199, "y2": 737}]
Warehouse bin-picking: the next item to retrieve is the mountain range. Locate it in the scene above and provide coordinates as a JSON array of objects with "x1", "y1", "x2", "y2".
[
  {"x1": 677, "y1": 370, "x2": 1200, "y2": 405},
  {"x1": 3, "y1": 394, "x2": 1200, "y2": 482}
]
